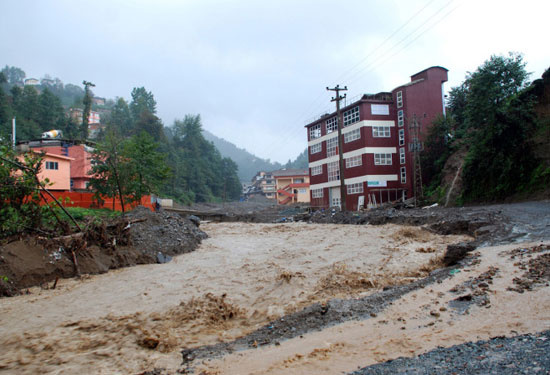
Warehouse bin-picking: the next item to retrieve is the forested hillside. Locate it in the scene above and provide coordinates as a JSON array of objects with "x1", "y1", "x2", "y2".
[
  {"x1": 0, "y1": 65, "x2": 242, "y2": 204},
  {"x1": 421, "y1": 53, "x2": 550, "y2": 204},
  {"x1": 203, "y1": 130, "x2": 308, "y2": 182}
]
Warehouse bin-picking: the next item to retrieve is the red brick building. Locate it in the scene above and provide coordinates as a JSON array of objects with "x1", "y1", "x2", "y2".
[{"x1": 305, "y1": 66, "x2": 448, "y2": 210}]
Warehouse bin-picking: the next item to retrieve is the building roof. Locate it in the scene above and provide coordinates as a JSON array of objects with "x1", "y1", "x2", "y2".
[
  {"x1": 272, "y1": 168, "x2": 308, "y2": 177},
  {"x1": 35, "y1": 151, "x2": 74, "y2": 161}
]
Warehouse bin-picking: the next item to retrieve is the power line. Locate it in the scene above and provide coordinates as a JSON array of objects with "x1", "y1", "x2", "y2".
[
  {"x1": 262, "y1": 1, "x2": 444, "y2": 159},
  {"x1": 264, "y1": 0, "x2": 460, "y2": 161}
]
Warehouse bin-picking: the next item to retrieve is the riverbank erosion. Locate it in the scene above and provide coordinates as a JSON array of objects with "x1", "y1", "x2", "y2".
[
  {"x1": 0, "y1": 206, "x2": 207, "y2": 297},
  {"x1": 0, "y1": 201, "x2": 548, "y2": 374}
]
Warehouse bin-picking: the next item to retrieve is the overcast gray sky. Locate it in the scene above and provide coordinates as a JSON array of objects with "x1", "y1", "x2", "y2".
[{"x1": 1, "y1": 0, "x2": 548, "y2": 163}]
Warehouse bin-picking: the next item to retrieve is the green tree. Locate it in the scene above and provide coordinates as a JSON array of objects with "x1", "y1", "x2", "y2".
[
  {"x1": 38, "y1": 88, "x2": 65, "y2": 132},
  {"x1": 123, "y1": 131, "x2": 170, "y2": 204},
  {"x1": 164, "y1": 115, "x2": 241, "y2": 203},
  {"x1": 134, "y1": 110, "x2": 164, "y2": 141},
  {"x1": 458, "y1": 53, "x2": 537, "y2": 200},
  {"x1": 421, "y1": 115, "x2": 455, "y2": 195},
  {"x1": 105, "y1": 97, "x2": 132, "y2": 135},
  {"x1": 81, "y1": 81, "x2": 95, "y2": 139},
  {"x1": 0, "y1": 143, "x2": 45, "y2": 236},
  {"x1": 88, "y1": 130, "x2": 129, "y2": 211},
  {"x1": 130, "y1": 87, "x2": 156, "y2": 118},
  {"x1": 1, "y1": 65, "x2": 25, "y2": 85},
  {"x1": 0, "y1": 73, "x2": 13, "y2": 137}
]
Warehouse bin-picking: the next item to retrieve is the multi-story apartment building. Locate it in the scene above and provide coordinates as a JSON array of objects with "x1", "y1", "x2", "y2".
[
  {"x1": 272, "y1": 169, "x2": 310, "y2": 205},
  {"x1": 305, "y1": 66, "x2": 448, "y2": 210},
  {"x1": 250, "y1": 171, "x2": 277, "y2": 199}
]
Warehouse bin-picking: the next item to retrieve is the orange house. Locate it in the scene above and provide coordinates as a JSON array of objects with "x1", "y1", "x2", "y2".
[
  {"x1": 37, "y1": 153, "x2": 73, "y2": 190},
  {"x1": 273, "y1": 169, "x2": 310, "y2": 205},
  {"x1": 17, "y1": 152, "x2": 73, "y2": 191}
]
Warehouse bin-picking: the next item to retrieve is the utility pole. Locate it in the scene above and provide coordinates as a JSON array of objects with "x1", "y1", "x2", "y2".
[
  {"x1": 12, "y1": 117, "x2": 16, "y2": 150},
  {"x1": 327, "y1": 85, "x2": 348, "y2": 211}
]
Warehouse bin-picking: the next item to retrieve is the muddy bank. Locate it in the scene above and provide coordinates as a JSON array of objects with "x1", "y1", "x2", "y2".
[{"x1": 0, "y1": 207, "x2": 207, "y2": 296}]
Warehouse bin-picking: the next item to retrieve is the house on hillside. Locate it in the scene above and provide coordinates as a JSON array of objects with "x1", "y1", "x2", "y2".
[
  {"x1": 305, "y1": 66, "x2": 448, "y2": 210},
  {"x1": 272, "y1": 168, "x2": 310, "y2": 205},
  {"x1": 17, "y1": 151, "x2": 73, "y2": 191},
  {"x1": 250, "y1": 171, "x2": 276, "y2": 199},
  {"x1": 24, "y1": 78, "x2": 39, "y2": 86},
  {"x1": 21, "y1": 139, "x2": 94, "y2": 190}
]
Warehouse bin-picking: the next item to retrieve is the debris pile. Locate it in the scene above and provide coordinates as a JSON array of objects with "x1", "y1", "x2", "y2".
[
  {"x1": 506, "y1": 244, "x2": 550, "y2": 293},
  {"x1": 0, "y1": 206, "x2": 207, "y2": 296}
]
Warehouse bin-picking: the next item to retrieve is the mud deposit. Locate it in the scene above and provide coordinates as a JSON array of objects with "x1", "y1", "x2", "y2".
[
  {"x1": 0, "y1": 222, "x2": 467, "y2": 374},
  {"x1": 0, "y1": 207, "x2": 207, "y2": 296}
]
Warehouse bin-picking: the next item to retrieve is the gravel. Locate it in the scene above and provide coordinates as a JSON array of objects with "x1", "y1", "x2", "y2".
[{"x1": 349, "y1": 330, "x2": 550, "y2": 374}]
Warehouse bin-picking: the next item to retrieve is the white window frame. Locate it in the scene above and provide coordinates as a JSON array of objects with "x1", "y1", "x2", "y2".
[
  {"x1": 397, "y1": 91, "x2": 403, "y2": 108},
  {"x1": 400, "y1": 147, "x2": 406, "y2": 164},
  {"x1": 347, "y1": 182, "x2": 364, "y2": 195},
  {"x1": 326, "y1": 137, "x2": 338, "y2": 157},
  {"x1": 310, "y1": 142, "x2": 321, "y2": 154},
  {"x1": 399, "y1": 129, "x2": 405, "y2": 146},
  {"x1": 309, "y1": 124, "x2": 321, "y2": 140},
  {"x1": 312, "y1": 188, "x2": 323, "y2": 198},
  {"x1": 45, "y1": 161, "x2": 59, "y2": 170},
  {"x1": 400, "y1": 167, "x2": 406, "y2": 184},
  {"x1": 325, "y1": 117, "x2": 337, "y2": 134},
  {"x1": 398, "y1": 110, "x2": 404, "y2": 127},
  {"x1": 374, "y1": 153, "x2": 392, "y2": 166},
  {"x1": 310, "y1": 165, "x2": 322, "y2": 176},
  {"x1": 327, "y1": 161, "x2": 340, "y2": 181},
  {"x1": 343, "y1": 106, "x2": 360, "y2": 127},
  {"x1": 372, "y1": 126, "x2": 391, "y2": 138},
  {"x1": 344, "y1": 128, "x2": 360, "y2": 143},
  {"x1": 345, "y1": 155, "x2": 362, "y2": 168}
]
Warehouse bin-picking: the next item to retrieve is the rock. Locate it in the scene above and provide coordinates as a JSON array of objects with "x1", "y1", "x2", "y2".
[
  {"x1": 443, "y1": 242, "x2": 476, "y2": 266},
  {"x1": 188, "y1": 215, "x2": 201, "y2": 227}
]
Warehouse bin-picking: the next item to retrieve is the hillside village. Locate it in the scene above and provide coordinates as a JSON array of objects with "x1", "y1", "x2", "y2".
[{"x1": 1, "y1": 3, "x2": 550, "y2": 373}]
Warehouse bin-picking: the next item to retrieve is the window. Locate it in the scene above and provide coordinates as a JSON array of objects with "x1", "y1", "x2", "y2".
[
  {"x1": 327, "y1": 161, "x2": 340, "y2": 181},
  {"x1": 401, "y1": 167, "x2": 406, "y2": 184},
  {"x1": 397, "y1": 91, "x2": 403, "y2": 108},
  {"x1": 400, "y1": 147, "x2": 406, "y2": 164},
  {"x1": 343, "y1": 106, "x2": 360, "y2": 127},
  {"x1": 371, "y1": 104, "x2": 389, "y2": 115},
  {"x1": 310, "y1": 142, "x2": 321, "y2": 154},
  {"x1": 347, "y1": 182, "x2": 364, "y2": 195},
  {"x1": 312, "y1": 188, "x2": 323, "y2": 198},
  {"x1": 372, "y1": 126, "x2": 390, "y2": 138},
  {"x1": 326, "y1": 117, "x2": 337, "y2": 134},
  {"x1": 346, "y1": 155, "x2": 362, "y2": 168},
  {"x1": 344, "y1": 128, "x2": 360, "y2": 143},
  {"x1": 374, "y1": 153, "x2": 392, "y2": 165},
  {"x1": 45, "y1": 161, "x2": 59, "y2": 170},
  {"x1": 326, "y1": 137, "x2": 338, "y2": 157},
  {"x1": 311, "y1": 165, "x2": 322, "y2": 176},
  {"x1": 399, "y1": 129, "x2": 405, "y2": 146},
  {"x1": 398, "y1": 110, "x2": 404, "y2": 127},
  {"x1": 309, "y1": 124, "x2": 321, "y2": 140}
]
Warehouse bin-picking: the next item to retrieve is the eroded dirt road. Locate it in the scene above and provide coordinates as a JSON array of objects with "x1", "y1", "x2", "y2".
[{"x1": 0, "y1": 222, "x2": 467, "y2": 374}]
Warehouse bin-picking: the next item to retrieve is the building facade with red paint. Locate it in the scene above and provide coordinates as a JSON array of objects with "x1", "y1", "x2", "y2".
[{"x1": 305, "y1": 66, "x2": 448, "y2": 210}]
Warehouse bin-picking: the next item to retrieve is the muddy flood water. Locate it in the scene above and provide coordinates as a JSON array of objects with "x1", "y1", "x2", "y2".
[{"x1": 0, "y1": 222, "x2": 548, "y2": 374}]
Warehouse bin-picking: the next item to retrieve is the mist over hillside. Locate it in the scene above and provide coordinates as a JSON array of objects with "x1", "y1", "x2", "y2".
[{"x1": 202, "y1": 129, "x2": 283, "y2": 182}]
